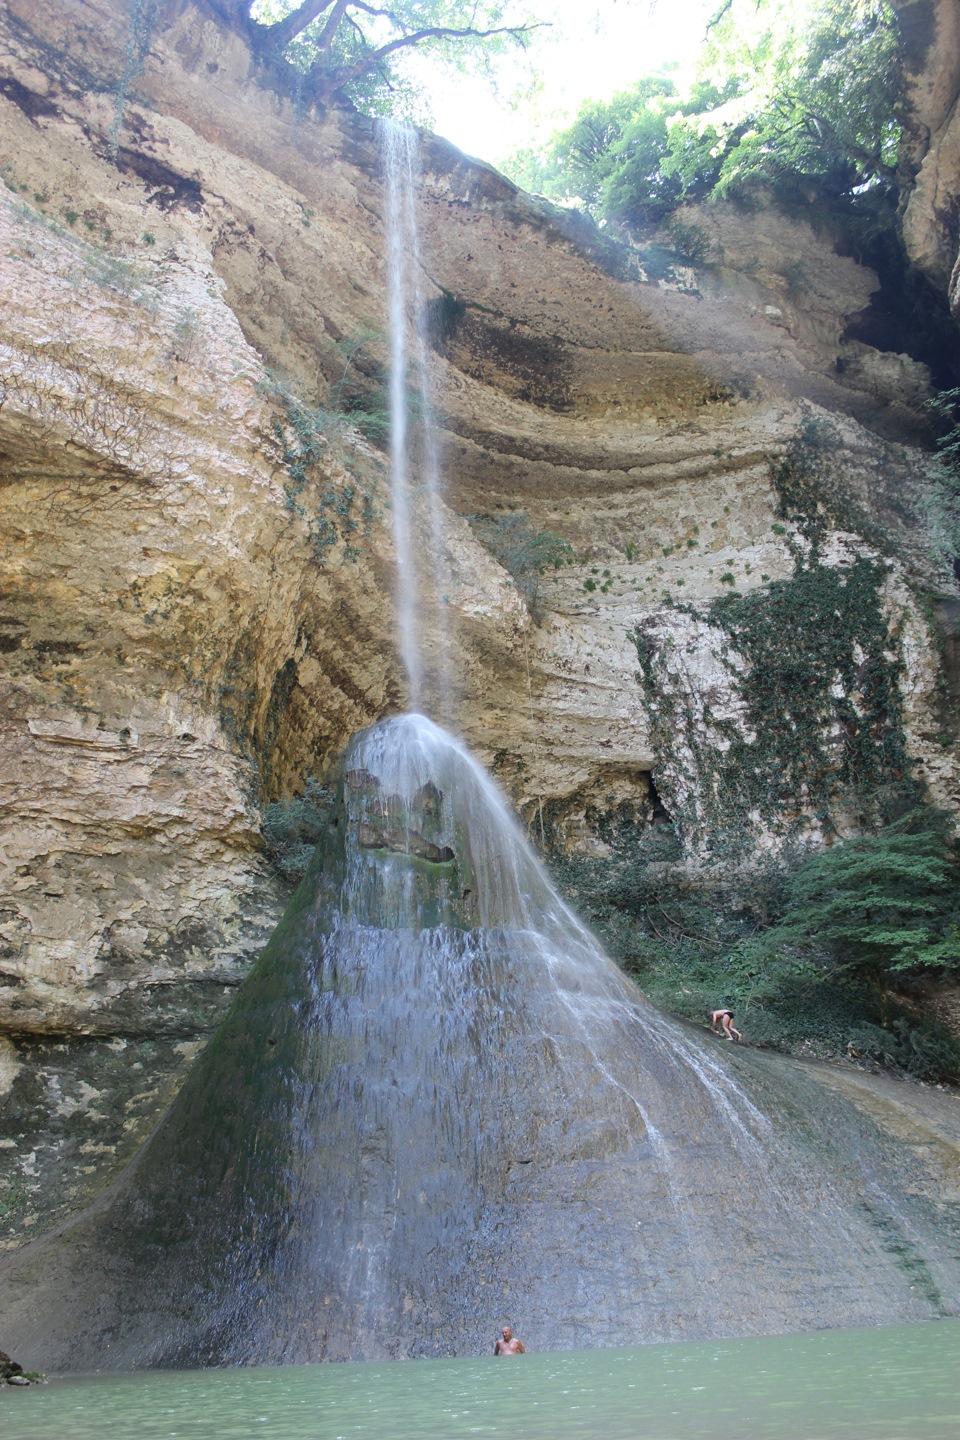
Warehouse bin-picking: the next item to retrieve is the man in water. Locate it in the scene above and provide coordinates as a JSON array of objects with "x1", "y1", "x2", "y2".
[
  {"x1": 494, "y1": 1325, "x2": 526, "y2": 1355},
  {"x1": 710, "y1": 1007, "x2": 743, "y2": 1042}
]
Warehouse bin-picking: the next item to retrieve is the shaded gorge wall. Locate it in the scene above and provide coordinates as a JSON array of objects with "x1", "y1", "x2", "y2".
[{"x1": 0, "y1": 0, "x2": 958, "y2": 1254}]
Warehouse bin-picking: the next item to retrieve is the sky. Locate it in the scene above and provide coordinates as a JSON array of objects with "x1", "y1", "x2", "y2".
[{"x1": 417, "y1": 0, "x2": 721, "y2": 167}]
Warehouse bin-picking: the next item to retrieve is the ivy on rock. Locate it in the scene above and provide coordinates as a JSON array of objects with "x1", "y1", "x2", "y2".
[
  {"x1": 632, "y1": 424, "x2": 911, "y2": 854},
  {"x1": 704, "y1": 556, "x2": 907, "y2": 826}
]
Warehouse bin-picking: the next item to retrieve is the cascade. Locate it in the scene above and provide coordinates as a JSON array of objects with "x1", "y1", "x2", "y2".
[
  {"x1": 0, "y1": 711, "x2": 958, "y2": 1368},
  {"x1": 381, "y1": 120, "x2": 452, "y2": 718},
  {"x1": 1, "y1": 124, "x2": 959, "y2": 1374}
]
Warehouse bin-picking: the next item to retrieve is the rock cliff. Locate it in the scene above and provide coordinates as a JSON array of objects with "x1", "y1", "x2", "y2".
[
  {"x1": 893, "y1": 0, "x2": 960, "y2": 308},
  {"x1": 0, "y1": 0, "x2": 958, "y2": 1244}
]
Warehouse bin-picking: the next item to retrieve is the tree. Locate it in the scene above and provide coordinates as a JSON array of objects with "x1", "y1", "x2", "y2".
[
  {"x1": 224, "y1": 0, "x2": 544, "y2": 111},
  {"x1": 666, "y1": 0, "x2": 903, "y2": 205},
  {"x1": 468, "y1": 512, "x2": 573, "y2": 621},
  {"x1": 508, "y1": 76, "x2": 705, "y2": 223},
  {"x1": 741, "y1": 809, "x2": 960, "y2": 991},
  {"x1": 504, "y1": 0, "x2": 904, "y2": 234}
]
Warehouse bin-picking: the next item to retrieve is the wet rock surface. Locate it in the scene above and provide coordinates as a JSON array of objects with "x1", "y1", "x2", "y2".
[
  {"x1": 0, "y1": 720, "x2": 958, "y2": 1370},
  {"x1": 0, "y1": 0, "x2": 958, "y2": 1250},
  {"x1": 0, "y1": 1032, "x2": 207, "y2": 1248}
]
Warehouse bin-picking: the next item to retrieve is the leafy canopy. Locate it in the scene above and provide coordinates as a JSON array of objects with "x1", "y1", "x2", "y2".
[
  {"x1": 243, "y1": 0, "x2": 543, "y2": 114},
  {"x1": 505, "y1": 0, "x2": 903, "y2": 232},
  {"x1": 740, "y1": 809, "x2": 960, "y2": 985}
]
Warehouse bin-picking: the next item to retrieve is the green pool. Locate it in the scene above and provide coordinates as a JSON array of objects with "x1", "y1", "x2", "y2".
[{"x1": 3, "y1": 1319, "x2": 958, "y2": 1440}]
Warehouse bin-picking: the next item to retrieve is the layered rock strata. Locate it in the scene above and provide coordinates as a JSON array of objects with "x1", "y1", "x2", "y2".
[{"x1": 0, "y1": 0, "x2": 957, "y2": 1243}]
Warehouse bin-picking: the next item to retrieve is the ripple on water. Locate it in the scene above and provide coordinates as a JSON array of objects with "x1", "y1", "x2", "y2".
[{"x1": 3, "y1": 1320, "x2": 960, "y2": 1440}]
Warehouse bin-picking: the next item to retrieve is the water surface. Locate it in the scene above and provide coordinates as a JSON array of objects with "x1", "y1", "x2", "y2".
[{"x1": 4, "y1": 1319, "x2": 958, "y2": 1440}]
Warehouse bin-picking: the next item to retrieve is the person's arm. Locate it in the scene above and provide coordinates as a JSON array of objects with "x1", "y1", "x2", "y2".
[{"x1": 516, "y1": 1341, "x2": 526, "y2": 1353}]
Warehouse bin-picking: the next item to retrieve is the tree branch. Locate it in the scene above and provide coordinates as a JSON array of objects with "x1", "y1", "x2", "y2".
[
  {"x1": 348, "y1": 0, "x2": 403, "y2": 17},
  {"x1": 316, "y1": 0, "x2": 352, "y2": 52},
  {"x1": 705, "y1": 0, "x2": 734, "y2": 33},
  {"x1": 315, "y1": 19, "x2": 543, "y2": 95},
  {"x1": 345, "y1": 10, "x2": 366, "y2": 40},
  {"x1": 258, "y1": 0, "x2": 337, "y2": 49}
]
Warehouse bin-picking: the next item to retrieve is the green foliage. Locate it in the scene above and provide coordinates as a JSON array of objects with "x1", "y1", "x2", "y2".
[
  {"x1": 921, "y1": 387, "x2": 960, "y2": 574},
  {"x1": 468, "y1": 512, "x2": 573, "y2": 621},
  {"x1": 706, "y1": 555, "x2": 909, "y2": 824},
  {"x1": 926, "y1": 387, "x2": 960, "y2": 473},
  {"x1": 662, "y1": 216, "x2": 714, "y2": 264},
  {"x1": 7, "y1": 184, "x2": 157, "y2": 302},
  {"x1": 167, "y1": 306, "x2": 200, "y2": 364},
  {"x1": 845, "y1": 1016, "x2": 960, "y2": 1079},
  {"x1": 504, "y1": 0, "x2": 903, "y2": 236},
  {"x1": 671, "y1": 0, "x2": 902, "y2": 204},
  {"x1": 262, "y1": 778, "x2": 333, "y2": 883},
  {"x1": 768, "y1": 415, "x2": 891, "y2": 556},
  {"x1": 634, "y1": 558, "x2": 910, "y2": 848},
  {"x1": 248, "y1": 0, "x2": 540, "y2": 115},
  {"x1": 708, "y1": 808, "x2": 960, "y2": 1077},
  {"x1": 742, "y1": 809, "x2": 960, "y2": 980},
  {"x1": 508, "y1": 76, "x2": 690, "y2": 225},
  {"x1": 632, "y1": 419, "x2": 910, "y2": 853},
  {"x1": 83, "y1": 249, "x2": 155, "y2": 300},
  {"x1": 325, "y1": 328, "x2": 392, "y2": 444},
  {"x1": 547, "y1": 808, "x2": 960, "y2": 1082}
]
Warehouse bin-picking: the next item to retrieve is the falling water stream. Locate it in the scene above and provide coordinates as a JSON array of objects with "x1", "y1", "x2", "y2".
[
  {"x1": 2, "y1": 709, "x2": 958, "y2": 1373},
  {"x1": 381, "y1": 120, "x2": 451, "y2": 717}
]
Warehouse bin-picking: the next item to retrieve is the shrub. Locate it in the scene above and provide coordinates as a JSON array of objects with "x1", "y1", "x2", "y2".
[
  {"x1": 742, "y1": 808, "x2": 960, "y2": 983},
  {"x1": 547, "y1": 804, "x2": 960, "y2": 1082},
  {"x1": 469, "y1": 512, "x2": 574, "y2": 621},
  {"x1": 262, "y1": 779, "x2": 333, "y2": 884}
]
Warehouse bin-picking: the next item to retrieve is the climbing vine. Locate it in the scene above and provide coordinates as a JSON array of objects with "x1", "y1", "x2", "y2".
[
  {"x1": 706, "y1": 558, "x2": 909, "y2": 825},
  {"x1": 768, "y1": 415, "x2": 894, "y2": 558},
  {"x1": 632, "y1": 421, "x2": 913, "y2": 853},
  {"x1": 557, "y1": 418, "x2": 951, "y2": 1077},
  {"x1": 108, "y1": 0, "x2": 163, "y2": 157},
  {"x1": 266, "y1": 381, "x2": 378, "y2": 564}
]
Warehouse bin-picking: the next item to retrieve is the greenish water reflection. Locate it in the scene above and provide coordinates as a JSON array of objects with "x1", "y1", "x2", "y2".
[{"x1": 4, "y1": 1320, "x2": 959, "y2": 1440}]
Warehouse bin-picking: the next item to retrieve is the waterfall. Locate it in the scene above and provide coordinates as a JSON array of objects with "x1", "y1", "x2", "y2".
[
  {"x1": 380, "y1": 122, "x2": 451, "y2": 719},
  {"x1": 3, "y1": 132, "x2": 959, "y2": 1377},
  {"x1": 3, "y1": 711, "x2": 958, "y2": 1370}
]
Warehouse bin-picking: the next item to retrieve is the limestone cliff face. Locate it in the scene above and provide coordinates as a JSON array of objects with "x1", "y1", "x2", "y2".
[
  {"x1": 893, "y1": 0, "x2": 960, "y2": 318},
  {"x1": 0, "y1": 0, "x2": 958, "y2": 1243}
]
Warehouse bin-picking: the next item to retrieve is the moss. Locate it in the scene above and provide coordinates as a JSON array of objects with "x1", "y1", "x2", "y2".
[
  {"x1": 632, "y1": 421, "x2": 913, "y2": 854},
  {"x1": 704, "y1": 556, "x2": 909, "y2": 830},
  {"x1": 0, "y1": 1034, "x2": 215, "y2": 1245}
]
